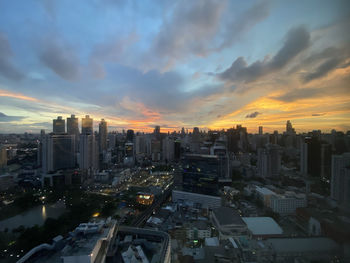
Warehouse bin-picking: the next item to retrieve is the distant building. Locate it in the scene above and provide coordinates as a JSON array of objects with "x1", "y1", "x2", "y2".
[
  {"x1": 270, "y1": 192, "x2": 307, "y2": 214},
  {"x1": 81, "y1": 115, "x2": 93, "y2": 134},
  {"x1": 257, "y1": 144, "x2": 281, "y2": 178},
  {"x1": 67, "y1": 114, "x2": 79, "y2": 151},
  {"x1": 53, "y1": 116, "x2": 65, "y2": 134},
  {"x1": 259, "y1": 126, "x2": 263, "y2": 135},
  {"x1": 286, "y1": 120, "x2": 295, "y2": 134},
  {"x1": 98, "y1": 119, "x2": 107, "y2": 152},
  {"x1": 172, "y1": 190, "x2": 221, "y2": 209},
  {"x1": 126, "y1": 129, "x2": 134, "y2": 142},
  {"x1": 331, "y1": 152, "x2": 350, "y2": 209},
  {"x1": 79, "y1": 133, "x2": 99, "y2": 171},
  {"x1": 42, "y1": 134, "x2": 75, "y2": 173},
  {"x1": 0, "y1": 145, "x2": 7, "y2": 168}
]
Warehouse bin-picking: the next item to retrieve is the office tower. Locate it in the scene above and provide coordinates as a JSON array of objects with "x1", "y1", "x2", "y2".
[
  {"x1": 331, "y1": 153, "x2": 350, "y2": 208},
  {"x1": 0, "y1": 145, "x2": 7, "y2": 168},
  {"x1": 124, "y1": 142, "x2": 135, "y2": 166},
  {"x1": 286, "y1": 120, "x2": 295, "y2": 134},
  {"x1": 53, "y1": 116, "x2": 65, "y2": 134},
  {"x1": 67, "y1": 114, "x2": 79, "y2": 137},
  {"x1": 270, "y1": 130, "x2": 278, "y2": 144},
  {"x1": 82, "y1": 115, "x2": 93, "y2": 134},
  {"x1": 162, "y1": 137, "x2": 175, "y2": 162},
  {"x1": 98, "y1": 119, "x2": 107, "y2": 152},
  {"x1": 126, "y1": 129, "x2": 134, "y2": 142},
  {"x1": 174, "y1": 139, "x2": 181, "y2": 160},
  {"x1": 67, "y1": 114, "x2": 80, "y2": 153},
  {"x1": 42, "y1": 134, "x2": 75, "y2": 173},
  {"x1": 182, "y1": 154, "x2": 220, "y2": 196},
  {"x1": 79, "y1": 134, "x2": 99, "y2": 170},
  {"x1": 259, "y1": 126, "x2": 263, "y2": 135},
  {"x1": 151, "y1": 139, "x2": 161, "y2": 161},
  {"x1": 154, "y1": 125, "x2": 160, "y2": 135},
  {"x1": 257, "y1": 144, "x2": 282, "y2": 178},
  {"x1": 300, "y1": 136, "x2": 331, "y2": 178},
  {"x1": 321, "y1": 144, "x2": 332, "y2": 179}
]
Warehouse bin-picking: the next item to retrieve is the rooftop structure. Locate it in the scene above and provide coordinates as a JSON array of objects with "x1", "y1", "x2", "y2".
[{"x1": 242, "y1": 217, "x2": 283, "y2": 238}]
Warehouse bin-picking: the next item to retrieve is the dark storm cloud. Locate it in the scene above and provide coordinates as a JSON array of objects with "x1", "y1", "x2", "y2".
[
  {"x1": 39, "y1": 39, "x2": 80, "y2": 81},
  {"x1": 219, "y1": 26, "x2": 310, "y2": 83},
  {"x1": 0, "y1": 33, "x2": 24, "y2": 81},
  {"x1": 0, "y1": 112, "x2": 25, "y2": 122},
  {"x1": 245, "y1": 111, "x2": 261, "y2": 118}
]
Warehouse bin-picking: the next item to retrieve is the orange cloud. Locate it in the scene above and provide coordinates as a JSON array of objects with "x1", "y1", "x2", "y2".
[{"x1": 0, "y1": 89, "x2": 38, "y2": 102}]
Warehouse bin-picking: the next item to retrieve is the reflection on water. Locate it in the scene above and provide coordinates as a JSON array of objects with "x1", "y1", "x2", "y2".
[
  {"x1": 0, "y1": 201, "x2": 66, "y2": 231},
  {"x1": 42, "y1": 205, "x2": 46, "y2": 220}
]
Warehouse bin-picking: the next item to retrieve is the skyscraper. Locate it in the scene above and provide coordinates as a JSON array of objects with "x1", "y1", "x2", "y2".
[
  {"x1": 257, "y1": 144, "x2": 282, "y2": 178},
  {"x1": 182, "y1": 154, "x2": 220, "y2": 196},
  {"x1": 0, "y1": 145, "x2": 7, "y2": 168},
  {"x1": 79, "y1": 133, "x2": 99, "y2": 170},
  {"x1": 286, "y1": 120, "x2": 295, "y2": 134},
  {"x1": 99, "y1": 119, "x2": 107, "y2": 152},
  {"x1": 53, "y1": 116, "x2": 65, "y2": 134},
  {"x1": 82, "y1": 115, "x2": 93, "y2": 134},
  {"x1": 67, "y1": 114, "x2": 79, "y2": 136},
  {"x1": 300, "y1": 136, "x2": 331, "y2": 178},
  {"x1": 259, "y1": 126, "x2": 263, "y2": 135},
  {"x1": 126, "y1": 129, "x2": 135, "y2": 142},
  {"x1": 331, "y1": 153, "x2": 350, "y2": 209},
  {"x1": 42, "y1": 134, "x2": 75, "y2": 173},
  {"x1": 67, "y1": 114, "x2": 80, "y2": 153}
]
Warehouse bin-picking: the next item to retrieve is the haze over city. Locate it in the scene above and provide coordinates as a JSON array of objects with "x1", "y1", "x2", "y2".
[{"x1": 0, "y1": 0, "x2": 349, "y2": 133}]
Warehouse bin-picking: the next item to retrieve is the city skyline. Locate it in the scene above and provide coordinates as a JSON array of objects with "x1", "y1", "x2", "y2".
[{"x1": 0, "y1": 0, "x2": 349, "y2": 133}]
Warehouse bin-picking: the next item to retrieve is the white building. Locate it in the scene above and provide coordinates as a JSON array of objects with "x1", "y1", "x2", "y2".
[
  {"x1": 270, "y1": 192, "x2": 307, "y2": 214},
  {"x1": 79, "y1": 134, "x2": 99, "y2": 171}
]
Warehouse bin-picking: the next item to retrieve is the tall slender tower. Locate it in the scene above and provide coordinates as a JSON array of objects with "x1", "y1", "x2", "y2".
[{"x1": 99, "y1": 119, "x2": 107, "y2": 152}]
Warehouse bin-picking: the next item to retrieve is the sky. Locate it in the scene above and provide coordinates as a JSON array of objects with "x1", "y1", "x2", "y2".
[{"x1": 0, "y1": 0, "x2": 349, "y2": 134}]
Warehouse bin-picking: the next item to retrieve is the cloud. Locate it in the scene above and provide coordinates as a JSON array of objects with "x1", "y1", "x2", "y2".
[
  {"x1": 0, "y1": 112, "x2": 26, "y2": 122},
  {"x1": 219, "y1": 26, "x2": 310, "y2": 83},
  {"x1": 146, "y1": 0, "x2": 270, "y2": 71},
  {"x1": 218, "y1": 0, "x2": 270, "y2": 50},
  {"x1": 245, "y1": 111, "x2": 261, "y2": 118},
  {"x1": 0, "y1": 33, "x2": 25, "y2": 81},
  {"x1": 273, "y1": 88, "x2": 320, "y2": 102},
  {"x1": 39, "y1": 38, "x2": 81, "y2": 81},
  {"x1": 312, "y1": 113, "x2": 326, "y2": 116}
]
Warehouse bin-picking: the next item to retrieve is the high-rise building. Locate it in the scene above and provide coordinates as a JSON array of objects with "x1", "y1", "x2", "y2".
[
  {"x1": 286, "y1": 120, "x2": 295, "y2": 134},
  {"x1": 0, "y1": 145, "x2": 7, "y2": 168},
  {"x1": 181, "y1": 154, "x2": 220, "y2": 196},
  {"x1": 331, "y1": 153, "x2": 350, "y2": 209},
  {"x1": 53, "y1": 116, "x2": 65, "y2": 134},
  {"x1": 126, "y1": 129, "x2": 134, "y2": 142},
  {"x1": 79, "y1": 134, "x2": 99, "y2": 170},
  {"x1": 42, "y1": 134, "x2": 75, "y2": 173},
  {"x1": 67, "y1": 114, "x2": 79, "y2": 137},
  {"x1": 67, "y1": 114, "x2": 80, "y2": 154},
  {"x1": 259, "y1": 126, "x2": 263, "y2": 135},
  {"x1": 98, "y1": 119, "x2": 107, "y2": 152},
  {"x1": 300, "y1": 136, "x2": 331, "y2": 178},
  {"x1": 257, "y1": 144, "x2": 282, "y2": 178},
  {"x1": 82, "y1": 115, "x2": 93, "y2": 134}
]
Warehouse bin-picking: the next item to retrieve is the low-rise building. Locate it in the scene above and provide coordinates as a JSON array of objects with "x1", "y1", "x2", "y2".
[{"x1": 211, "y1": 207, "x2": 247, "y2": 239}]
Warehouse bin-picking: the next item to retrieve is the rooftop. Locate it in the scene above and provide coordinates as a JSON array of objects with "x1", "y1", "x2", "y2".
[
  {"x1": 266, "y1": 237, "x2": 339, "y2": 253},
  {"x1": 212, "y1": 207, "x2": 245, "y2": 226},
  {"x1": 242, "y1": 217, "x2": 283, "y2": 236}
]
